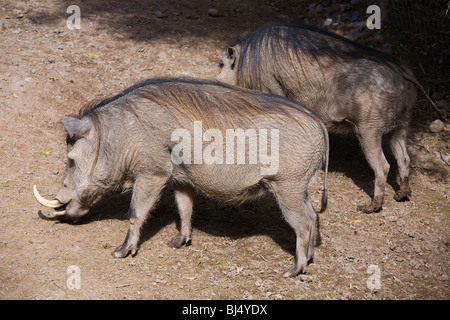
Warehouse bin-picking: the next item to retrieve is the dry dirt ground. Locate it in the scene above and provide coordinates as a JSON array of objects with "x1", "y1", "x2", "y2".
[{"x1": 0, "y1": 0, "x2": 448, "y2": 300}]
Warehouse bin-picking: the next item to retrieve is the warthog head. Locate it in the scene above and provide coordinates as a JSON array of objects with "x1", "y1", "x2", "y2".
[
  {"x1": 216, "y1": 45, "x2": 241, "y2": 85},
  {"x1": 34, "y1": 116, "x2": 106, "y2": 220}
]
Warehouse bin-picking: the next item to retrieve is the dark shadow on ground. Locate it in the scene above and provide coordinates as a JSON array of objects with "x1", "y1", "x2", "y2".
[
  {"x1": 27, "y1": 0, "x2": 304, "y2": 43},
  {"x1": 57, "y1": 182, "x2": 296, "y2": 256},
  {"x1": 327, "y1": 133, "x2": 402, "y2": 199}
]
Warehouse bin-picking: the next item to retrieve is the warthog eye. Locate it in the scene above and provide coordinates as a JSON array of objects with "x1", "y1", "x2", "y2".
[{"x1": 218, "y1": 60, "x2": 224, "y2": 69}]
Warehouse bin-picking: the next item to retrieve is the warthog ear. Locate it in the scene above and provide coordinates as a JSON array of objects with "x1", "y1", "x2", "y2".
[
  {"x1": 227, "y1": 46, "x2": 240, "y2": 70},
  {"x1": 61, "y1": 116, "x2": 92, "y2": 140}
]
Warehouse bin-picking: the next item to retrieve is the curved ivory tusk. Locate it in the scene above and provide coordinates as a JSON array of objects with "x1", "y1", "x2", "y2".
[
  {"x1": 38, "y1": 209, "x2": 66, "y2": 219},
  {"x1": 33, "y1": 185, "x2": 64, "y2": 209}
]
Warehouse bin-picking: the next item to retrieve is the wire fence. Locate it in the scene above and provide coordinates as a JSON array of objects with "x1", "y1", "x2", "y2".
[{"x1": 363, "y1": 0, "x2": 450, "y2": 56}]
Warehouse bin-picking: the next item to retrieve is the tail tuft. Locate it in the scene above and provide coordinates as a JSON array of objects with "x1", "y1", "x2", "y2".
[{"x1": 318, "y1": 187, "x2": 328, "y2": 213}]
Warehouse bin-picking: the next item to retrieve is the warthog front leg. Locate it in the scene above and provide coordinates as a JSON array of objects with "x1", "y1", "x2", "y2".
[{"x1": 113, "y1": 174, "x2": 167, "y2": 258}]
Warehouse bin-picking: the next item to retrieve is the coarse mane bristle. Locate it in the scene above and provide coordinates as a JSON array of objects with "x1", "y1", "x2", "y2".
[
  {"x1": 77, "y1": 77, "x2": 319, "y2": 130},
  {"x1": 233, "y1": 23, "x2": 406, "y2": 90}
]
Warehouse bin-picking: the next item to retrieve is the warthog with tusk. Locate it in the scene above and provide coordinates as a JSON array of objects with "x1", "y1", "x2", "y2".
[{"x1": 34, "y1": 78, "x2": 329, "y2": 277}]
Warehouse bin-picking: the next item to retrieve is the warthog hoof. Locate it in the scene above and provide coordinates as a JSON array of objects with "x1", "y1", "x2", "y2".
[
  {"x1": 394, "y1": 179, "x2": 411, "y2": 202},
  {"x1": 394, "y1": 189, "x2": 411, "y2": 202},
  {"x1": 283, "y1": 261, "x2": 307, "y2": 278},
  {"x1": 112, "y1": 243, "x2": 137, "y2": 258},
  {"x1": 357, "y1": 195, "x2": 384, "y2": 213},
  {"x1": 167, "y1": 233, "x2": 191, "y2": 248}
]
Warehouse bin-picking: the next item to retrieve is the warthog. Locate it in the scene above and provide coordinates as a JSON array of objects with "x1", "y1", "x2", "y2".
[
  {"x1": 217, "y1": 23, "x2": 441, "y2": 213},
  {"x1": 33, "y1": 78, "x2": 329, "y2": 277}
]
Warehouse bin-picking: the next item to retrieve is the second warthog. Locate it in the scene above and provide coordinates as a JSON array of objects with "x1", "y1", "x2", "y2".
[
  {"x1": 33, "y1": 78, "x2": 329, "y2": 277},
  {"x1": 218, "y1": 23, "x2": 440, "y2": 213}
]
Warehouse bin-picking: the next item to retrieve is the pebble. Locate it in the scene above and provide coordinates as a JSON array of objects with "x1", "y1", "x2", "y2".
[
  {"x1": 155, "y1": 278, "x2": 167, "y2": 284},
  {"x1": 208, "y1": 8, "x2": 220, "y2": 17},
  {"x1": 242, "y1": 291, "x2": 253, "y2": 299},
  {"x1": 155, "y1": 10, "x2": 164, "y2": 18},
  {"x1": 299, "y1": 274, "x2": 313, "y2": 282},
  {"x1": 429, "y1": 119, "x2": 444, "y2": 133},
  {"x1": 47, "y1": 57, "x2": 55, "y2": 63},
  {"x1": 323, "y1": 18, "x2": 333, "y2": 26},
  {"x1": 385, "y1": 215, "x2": 397, "y2": 223}
]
